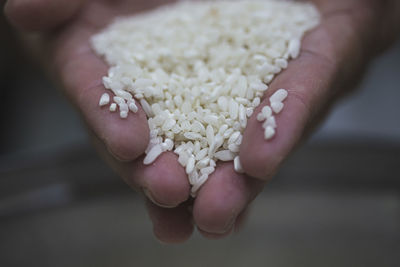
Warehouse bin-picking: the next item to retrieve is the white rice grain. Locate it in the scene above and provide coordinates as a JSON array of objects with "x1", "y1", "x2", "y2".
[
  {"x1": 196, "y1": 157, "x2": 210, "y2": 169},
  {"x1": 264, "y1": 126, "x2": 276, "y2": 140},
  {"x1": 109, "y1": 103, "x2": 117, "y2": 112},
  {"x1": 257, "y1": 112, "x2": 266, "y2": 122},
  {"x1": 234, "y1": 156, "x2": 244, "y2": 173},
  {"x1": 120, "y1": 110, "x2": 128, "y2": 119},
  {"x1": 99, "y1": 93, "x2": 110, "y2": 106},
  {"x1": 200, "y1": 166, "x2": 215, "y2": 176},
  {"x1": 161, "y1": 138, "x2": 174, "y2": 151},
  {"x1": 140, "y1": 99, "x2": 153, "y2": 117},
  {"x1": 191, "y1": 174, "x2": 208, "y2": 195},
  {"x1": 263, "y1": 116, "x2": 277, "y2": 128},
  {"x1": 128, "y1": 100, "x2": 138, "y2": 113},
  {"x1": 186, "y1": 156, "x2": 195, "y2": 174},
  {"x1": 214, "y1": 150, "x2": 235, "y2": 161},
  {"x1": 275, "y1": 58, "x2": 288, "y2": 69},
  {"x1": 288, "y1": 39, "x2": 301, "y2": 59},
  {"x1": 271, "y1": 102, "x2": 284, "y2": 114},
  {"x1": 229, "y1": 99, "x2": 239, "y2": 120},
  {"x1": 228, "y1": 143, "x2": 240, "y2": 153},
  {"x1": 143, "y1": 144, "x2": 163, "y2": 165},
  {"x1": 261, "y1": 105, "x2": 272, "y2": 118},
  {"x1": 228, "y1": 131, "x2": 241, "y2": 145},
  {"x1": 239, "y1": 104, "x2": 247, "y2": 128},
  {"x1": 270, "y1": 89, "x2": 288, "y2": 103}
]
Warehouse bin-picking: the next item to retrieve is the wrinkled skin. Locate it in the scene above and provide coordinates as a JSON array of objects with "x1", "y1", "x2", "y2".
[{"x1": 4, "y1": 0, "x2": 400, "y2": 242}]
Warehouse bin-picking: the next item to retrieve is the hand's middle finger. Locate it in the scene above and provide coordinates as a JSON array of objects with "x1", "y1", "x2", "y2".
[{"x1": 193, "y1": 163, "x2": 264, "y2": 235}]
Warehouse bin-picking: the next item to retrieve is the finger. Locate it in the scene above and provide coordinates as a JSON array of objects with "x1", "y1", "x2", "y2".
[
  {"x1": 240, "y1": 9, "x2": 364, "y2": 180},
  {"x1": 91, "y1": 133, "x2": 190, "y2": 208},
  {"x1": 131, "y1": 152, "x2": 191, "y2": 208},
  {"x1": 48, "y1": 23, "x2": 151, "y2": 162},
  {"x1": 193, "y1": 162, "x2": 264, "y2": 234},
  {"x1": 4, "y1": 0, "x2": 85, "y2": 31},
  {"x1": 240, "y1": 52, "x2": 335, "y2": 179},
  {"x1": 146, "y1": 200, "x2": 194, "y2": 244},
  {"x1": 71, "y1": 55, "x2": 150, "y2": 161}
]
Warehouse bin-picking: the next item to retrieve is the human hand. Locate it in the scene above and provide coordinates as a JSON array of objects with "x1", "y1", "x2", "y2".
[{"x1": 4, "y1": 0, "x2": 399, "y2": 243}]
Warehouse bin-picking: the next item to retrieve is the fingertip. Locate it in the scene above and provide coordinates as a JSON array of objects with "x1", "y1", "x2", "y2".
[
  {"x1": 193, "y1": 164, "x2": 248, "y2": 234},
  {"x1": 239, "y1": 126, "x2": 283, "y2": 180},
  {"x1": 146, "y1": 201, "x2": 194, "y2": 244},
  {"x1": 75, "y1": 80, "x2": 150, "y2": 162},
  {"x1": 139, "y1": 153, "x2": 190, "y2": 208},
  {"x1": 103, "y1": 109, "x2": 150, "y2": 161},
  {"x1": 239, "y1": 146, "x2": 283, "y2": 181},
  {"x1": 153, "y1": 225, "x2": 193, "y2": 244},
  {"x1": 57, "y1": 49, "x2": 151, "y2": 162},
  {"x1": 241, "y1": 89, "x2": 313, "y2": 179}
]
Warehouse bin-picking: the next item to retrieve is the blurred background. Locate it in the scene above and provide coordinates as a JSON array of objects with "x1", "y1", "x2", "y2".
[{"x1": 0, "y1": 10, "x2": 399, "y2": 267}]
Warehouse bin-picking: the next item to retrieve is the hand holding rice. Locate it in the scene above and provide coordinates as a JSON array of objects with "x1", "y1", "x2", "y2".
[{"x1": 91, "y1": 0, "x2": 319, "y2": 195}]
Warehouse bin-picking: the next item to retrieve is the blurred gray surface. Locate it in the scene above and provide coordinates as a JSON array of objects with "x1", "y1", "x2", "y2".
[
  {"x1": 314, "y1": 39, "x2": 400, "y2": 142},
  {"x1": 0, "y1": 191, "x2": 399, "y2": 267},
  {"x1": 0, "y1": 142, "x2": 399, "y2": 267}
]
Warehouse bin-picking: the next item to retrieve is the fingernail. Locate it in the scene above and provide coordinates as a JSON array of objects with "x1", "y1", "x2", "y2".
[{"x1": 143, "y1": 188, "x2": 178, "y2": 208}]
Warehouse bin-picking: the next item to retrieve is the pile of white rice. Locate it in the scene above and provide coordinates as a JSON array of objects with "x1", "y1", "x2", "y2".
[{"x1": 91, "y1": 0, "x2": 319, "y2": 196}]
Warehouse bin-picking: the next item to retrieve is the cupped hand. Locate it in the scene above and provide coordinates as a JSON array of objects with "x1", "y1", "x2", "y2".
[{"x1": 5, "y1": 0, "x2": 399, "y2": 243}]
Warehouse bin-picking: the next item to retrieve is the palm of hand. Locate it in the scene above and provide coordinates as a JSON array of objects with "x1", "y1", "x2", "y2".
[{"x1": 6, "y1": 0, "x2": 380, "y2": 242}]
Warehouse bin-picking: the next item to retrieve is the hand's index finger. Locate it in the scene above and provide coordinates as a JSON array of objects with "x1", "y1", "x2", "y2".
[{"x1": 52, "y1": 26, "x2": 150, "y2": 161}]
